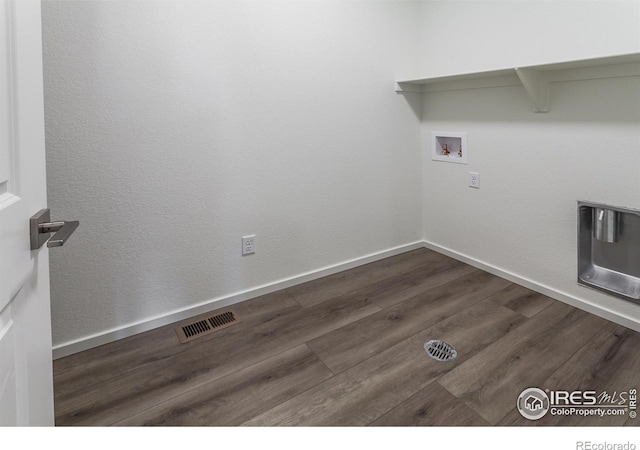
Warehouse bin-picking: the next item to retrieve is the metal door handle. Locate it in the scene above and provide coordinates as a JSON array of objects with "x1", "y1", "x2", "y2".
[{"x1": 30, "y1": 209, "x2": 80, "y2": 250}]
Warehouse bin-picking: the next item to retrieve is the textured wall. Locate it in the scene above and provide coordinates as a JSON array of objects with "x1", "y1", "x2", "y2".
[
  {"x1": 419, "y1": 1, "x2": 640, "y2": 327},
  {"x1": 43, "y1": 0, "x2": 640, "y2": 353},
  {"x1": 42, "y1": 0, "x2": 423, "y2": 349},
  {"x1": 418, "y1": 0, "x2": 640, "y2": 77}
]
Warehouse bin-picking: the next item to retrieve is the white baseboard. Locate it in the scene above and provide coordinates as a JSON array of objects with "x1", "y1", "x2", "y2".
[
  {"x1": 53, "y1": 239, "x2": 640, "y2": 359},
  {"x1": 422, "y1": 240, "x2": 640, "y2": 333},
  {"x1": 52, "y1": 241, "x2": 425, "y2": 359}
]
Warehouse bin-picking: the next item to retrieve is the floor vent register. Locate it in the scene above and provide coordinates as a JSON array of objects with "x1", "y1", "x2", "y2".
[{"x1": 175, "y1": 310, "x2": 240, "y2": 343}]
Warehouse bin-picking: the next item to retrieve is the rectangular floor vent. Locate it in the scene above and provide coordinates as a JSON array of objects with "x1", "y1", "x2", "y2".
[{"x1": 175, "y1": 310, "x2": 240, "y2": 343}]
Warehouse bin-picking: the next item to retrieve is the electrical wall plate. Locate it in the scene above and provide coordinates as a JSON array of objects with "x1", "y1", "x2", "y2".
[
  {"x1": 242, "y1": 235, "x2": 256, "y2": 256},
  {"x1": 432, "y1": 132, "x2": 467, "y2": 164},
  {"x1": 468, "y1": 171, "x2": 480, "y2": 189}
]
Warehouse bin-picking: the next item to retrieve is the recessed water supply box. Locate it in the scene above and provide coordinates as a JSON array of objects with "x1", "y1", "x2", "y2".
[
  {"x1": 578, "y1": 201, "x2": 640, "y2": 303},
  {"x1": 432, "y1": 132, "x2": 467, "y2": 164}
]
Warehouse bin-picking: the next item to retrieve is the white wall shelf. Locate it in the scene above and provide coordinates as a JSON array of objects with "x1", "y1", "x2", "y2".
[{"x1": 395, "y1": 53, "x2": 640, "y2": 113}]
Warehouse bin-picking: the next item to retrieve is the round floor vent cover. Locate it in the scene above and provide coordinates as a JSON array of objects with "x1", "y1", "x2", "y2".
[{"x1": 424, "y1": 340, "x2": 457, "y2": 362}]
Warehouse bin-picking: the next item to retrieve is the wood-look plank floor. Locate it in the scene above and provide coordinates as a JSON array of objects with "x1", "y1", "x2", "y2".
[{"x1": 53, "y1": 248, "x2": 640, "y2": 426}]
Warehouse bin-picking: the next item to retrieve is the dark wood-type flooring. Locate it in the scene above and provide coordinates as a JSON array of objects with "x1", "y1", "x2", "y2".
[{"x1": 53, "y1": 248, "x2": 640, "y2": 426}]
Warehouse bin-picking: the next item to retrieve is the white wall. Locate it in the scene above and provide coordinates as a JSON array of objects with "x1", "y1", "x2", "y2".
[
  {"x1": 418, "y1": 0, "x2": 640, "y2": 77},
  {"x1": 43, "y1": 0, "x2": 640, "y2": 355},
  {"x1": 42, "y1": 0, "x2": 423, "y2": 353},
  {"x1": 419, "y1": 1, "x2": 640, "y2": 329}
]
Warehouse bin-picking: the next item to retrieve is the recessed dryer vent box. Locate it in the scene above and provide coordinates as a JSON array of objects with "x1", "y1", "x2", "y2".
[
  {"x1": 578, "y1": 201, "x2": 640, "y2": 303},
  {"x1": 432, "y1": 132, "x2": 467, "y2": 164}
]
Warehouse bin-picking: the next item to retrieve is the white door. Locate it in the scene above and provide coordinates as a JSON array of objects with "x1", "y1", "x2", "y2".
[{"x1": 0, "y1": 0, "x2": 54, "y2": 426}]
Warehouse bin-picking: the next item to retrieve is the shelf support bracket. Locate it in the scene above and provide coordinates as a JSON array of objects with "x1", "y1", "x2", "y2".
[
  {"x1": 394, "y1": 82, "x2": 424, "y2": 94},
  {"x1": 515, "y1": 68, "x2": 549, "y2": 113}
]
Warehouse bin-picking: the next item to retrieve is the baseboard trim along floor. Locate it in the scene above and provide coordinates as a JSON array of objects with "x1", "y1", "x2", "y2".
[
  {"x1": 422, "y1": 240, "x2": 640, "y2": 334},
  {"x1": 52, "y1": 241, "x2": 425, "y2": 359},
  {"x1": 53, "y1": 239, "x2": 640, "y2": 359}
]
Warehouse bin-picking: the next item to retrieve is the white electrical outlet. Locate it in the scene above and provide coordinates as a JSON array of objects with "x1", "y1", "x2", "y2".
[
  {"x1": 468, "y1": 172, "x2": 480, "y2": 189},
  {"x1": 242, "y1": 235, "x2": 256, "y2": 256}
]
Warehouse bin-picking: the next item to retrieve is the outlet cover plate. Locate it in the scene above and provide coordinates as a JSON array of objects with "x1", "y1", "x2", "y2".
[
  {"x1": 468, "y1": 172, "x2": 480, "y2": 189},
  {"x1": 242, "y1": 235, "x2": 256, "y2": 256}
]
